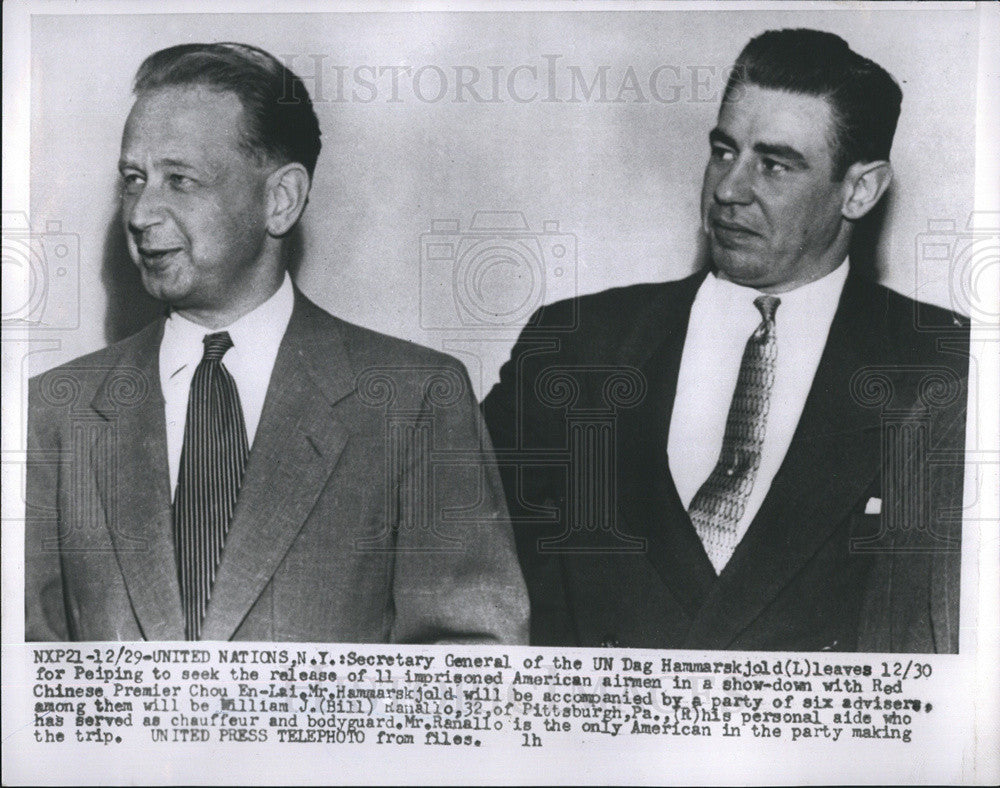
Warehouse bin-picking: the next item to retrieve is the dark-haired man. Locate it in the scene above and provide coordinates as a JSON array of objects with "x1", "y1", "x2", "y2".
[
  {"x1": 483, "y1": 29, "x2": 969, "y2": 653},
  {"x1": 26, "y1": 43, "x2": 528, "y2": 643}
]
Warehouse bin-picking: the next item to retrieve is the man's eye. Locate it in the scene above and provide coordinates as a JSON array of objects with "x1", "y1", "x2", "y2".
[
  {"x1": 762, "y1": 158, "x2": 789, "y2": 174},
  {"x1": 168, "y1": 173, "x2": 194, "y2": 189},
  {"x1": 120, "y1": 173, "x2": 144, "y2": 195},
  {"x1": 710, "y1": 146, "x2": 735, "y2": 162}
]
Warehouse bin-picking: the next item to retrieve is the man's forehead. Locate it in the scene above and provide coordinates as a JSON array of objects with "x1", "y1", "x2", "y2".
[
  {"x1": 716, "y1": 83, "x2": 836, "y2": 154},
  {"x1": 120, "y1": 85, "x2": 247, "y2": 158}
]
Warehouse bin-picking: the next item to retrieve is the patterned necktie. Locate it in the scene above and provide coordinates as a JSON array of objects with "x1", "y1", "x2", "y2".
[
  {"x1": 173, "y1": 331, "x2": 249, "y2": 640},
  {"x1": 689, "y1": 294, "x2": 780, "y2": 574}
]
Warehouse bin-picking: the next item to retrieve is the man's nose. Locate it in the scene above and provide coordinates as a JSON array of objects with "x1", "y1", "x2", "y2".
[
  {"x1": 125, "y1": 181, "x2": 166, "y2": 234},
  {"x1": 713, "y1": 157, "x2": 754, "y2": 205}
]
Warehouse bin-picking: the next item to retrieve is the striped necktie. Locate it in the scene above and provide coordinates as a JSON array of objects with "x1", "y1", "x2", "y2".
[
  {"x1": 689, "y1": 294, "x2": 780, "y2": 574},
  {"x1": 173, "y1": 331, "x2": 249, "y2": 640}
]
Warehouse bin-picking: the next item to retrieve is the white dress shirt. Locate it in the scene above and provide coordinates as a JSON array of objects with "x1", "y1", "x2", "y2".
[
  {"x1": 667, "y1": 261, "x2": 849, "y2": 560},
  {"x1": 159, "y1": 273, "x2": 295, "y2": 496}
]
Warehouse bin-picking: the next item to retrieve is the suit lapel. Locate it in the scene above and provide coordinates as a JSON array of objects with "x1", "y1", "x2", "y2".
[
  {"x1": 683, "y1": 272, "x2": 895, "y2": 648},
  {"x1": 613, "y1": 270, "x2": 718, "y2": 619},
  {"x1": 200, "y1": 294, "x2": 354, "y2": 641},
  {"x1": 91, "y1": 319, "x2": 186, "y2": 641}
]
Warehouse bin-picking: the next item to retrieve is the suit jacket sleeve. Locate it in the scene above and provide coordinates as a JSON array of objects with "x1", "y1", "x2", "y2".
[
  {"x1": 390, "y1": 360, "x2": 529, "y2": 645},
  {"x1": 481, "y1": 305, "x2": 579, "y2": 645},
  {"x1": 25, "y1": 376, "x2": 71, "y2": 641}
]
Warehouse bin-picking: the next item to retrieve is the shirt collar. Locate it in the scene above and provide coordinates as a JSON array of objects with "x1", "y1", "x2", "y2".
[
  {"x1": 160, "y1": 273, "x2": 295, "y2": 378},
  {"x1": 706, "y1": 258, "x2": 849, "y2": 315}
]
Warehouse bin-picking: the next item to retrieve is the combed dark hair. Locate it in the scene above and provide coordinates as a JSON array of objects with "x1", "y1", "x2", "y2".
[
  {"x1": 723, "y1": 29, "x2": 902, "y2": 179},
  {"x1": 133, "y1": 42, "x2": 322, "y2": 177}
]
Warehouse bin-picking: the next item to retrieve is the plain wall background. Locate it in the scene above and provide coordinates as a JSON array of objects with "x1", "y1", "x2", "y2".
[{"x1": 26, "y1": 9, "x2": 980, "y2": 395}]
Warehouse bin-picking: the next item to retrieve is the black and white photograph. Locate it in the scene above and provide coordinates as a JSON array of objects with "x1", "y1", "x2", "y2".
[{"x1": 3, "y1": 0, "x2": 998, "y2": 784}]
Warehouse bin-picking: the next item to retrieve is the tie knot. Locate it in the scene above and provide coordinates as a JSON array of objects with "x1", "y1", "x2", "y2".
[
  {"x1": 753, "y1": 295, "x2": 780, "y2": 325},
  {"x1": 201, "y1": 331, "x2": 234, "y2": 362}
]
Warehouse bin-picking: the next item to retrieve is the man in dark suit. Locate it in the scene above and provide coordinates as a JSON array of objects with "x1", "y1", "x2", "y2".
[
  {"x1": 26, "y1": 42, "x2": 528, "y2": 643},
  {"x1": 483, "y1": 29, "x2": 968, "y2": 653}
]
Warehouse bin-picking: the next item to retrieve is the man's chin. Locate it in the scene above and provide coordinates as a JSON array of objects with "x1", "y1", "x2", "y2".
[
  {"x1": 710, "y1": 249, "x2": 772, "y2": 287},
  {"x1": 137, "y1": 269, "x2": 192, "y2": 308}
]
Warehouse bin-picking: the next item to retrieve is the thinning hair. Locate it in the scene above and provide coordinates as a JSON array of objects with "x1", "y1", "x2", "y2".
[{"x1": 133, "y1": 42, "x2": 322, "y2": 177}]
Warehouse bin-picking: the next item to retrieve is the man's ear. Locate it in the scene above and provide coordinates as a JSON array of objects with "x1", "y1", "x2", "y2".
[
  {"x1": 265, "y1": 163, "x2": 311, "y2": 237},
  {"x1": 841, "y1": 160, "x2": 892, "y2": 221}
]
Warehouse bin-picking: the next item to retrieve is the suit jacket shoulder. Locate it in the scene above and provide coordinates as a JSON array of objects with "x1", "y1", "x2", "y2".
[
  {"x1": 878, "y1": 282, "x2": 970, "y2": 364},
  {"x1": 530, "y1": 274, "x2": 702, "y2": 350},
  {"x1": 497, "y1": 270, "x2": 706, "y2": 365},
  {"x1": 298, "y1": 292, "x2": 469, "y2": 373},
  {"x1": 32, "y1": 318, "x2": 162, "y2": 379},
  {"x1": 28, "y1": 319, "x2": 164, "y2": 431}
]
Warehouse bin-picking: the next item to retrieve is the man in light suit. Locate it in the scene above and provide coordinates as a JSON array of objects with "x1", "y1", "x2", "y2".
[
  {"x1": 483, "y1": 29, "x2": 968, "y2": 653},
  {"x1": 26, "y1": 43, "x2": 528, "y2": 643}
]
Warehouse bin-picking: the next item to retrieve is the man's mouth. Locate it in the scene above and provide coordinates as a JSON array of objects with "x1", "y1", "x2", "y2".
[
  {"x1": 710, "y1": 217, "x2": 760, "y2": 237},
  {"x1": 137, "y1": 246, "x2": 183, "y2": 266}
]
